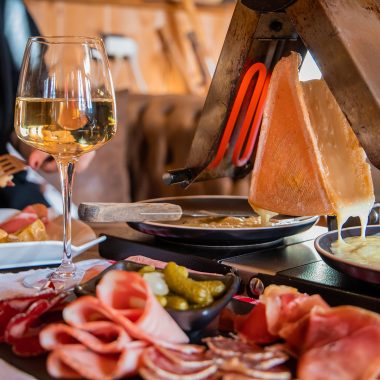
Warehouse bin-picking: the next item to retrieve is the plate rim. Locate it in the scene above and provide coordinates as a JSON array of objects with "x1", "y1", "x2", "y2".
[
  {"x1": 136, "y1": 195, "x2": 319, "y2": 231},
  {"x1": 314, "y1": 225, "x2": 380, "y2": 272}
]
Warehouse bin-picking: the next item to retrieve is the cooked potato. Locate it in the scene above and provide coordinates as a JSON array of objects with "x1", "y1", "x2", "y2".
[
  {"x1": 0, "y1": 228, "x2": 8, "y2": 243},
  {"x1": 16, "y1": 219, "x2": 48, "y2": 242}
]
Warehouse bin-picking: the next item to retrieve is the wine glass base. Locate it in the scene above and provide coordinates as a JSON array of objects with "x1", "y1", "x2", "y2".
[{"x1": 23, "y1": 269, "x2": 85, "y2": 291}]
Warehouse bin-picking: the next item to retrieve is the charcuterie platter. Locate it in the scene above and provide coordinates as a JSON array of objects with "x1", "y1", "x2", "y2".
[{"x1": 1, "y1": 246, "x2": 380, "y2": 380}]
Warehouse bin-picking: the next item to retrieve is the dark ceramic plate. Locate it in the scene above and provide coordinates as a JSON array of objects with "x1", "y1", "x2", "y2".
[
  {"x1": 128, "y1": 196, "x2": 319, "y2": 245},
  {"x1": 75, "y1": 260, "x2": 240, "y2": 332},
  {"x1": 315, "y1": 226, "x2": 380, "y2": 285}
]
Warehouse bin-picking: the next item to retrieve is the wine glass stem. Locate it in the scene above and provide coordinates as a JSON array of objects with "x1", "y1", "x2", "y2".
[{"x1": 56, "y1": 158, "x2": 76, "y2": 277}]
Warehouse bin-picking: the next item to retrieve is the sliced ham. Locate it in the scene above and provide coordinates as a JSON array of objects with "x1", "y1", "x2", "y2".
[
  {"x1": 46, "y1": 343, "x2": 144, "y2": 380},
  {"x1": 39, "y1": 321, "x2": 138, "y2": 354},
  {"x1": 0, "y1": 212, "x2": 38, "y2": 234},
  {"x1": 0, "y1": 204, "x2": 48, "y2": 233},
  {"x1": 95, "y1": 270, "x2": 189, "y2": 344}
]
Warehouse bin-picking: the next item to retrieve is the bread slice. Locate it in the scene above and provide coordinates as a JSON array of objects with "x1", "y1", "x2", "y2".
[{"x1": 249, "y1": 52, "x2": 374, "y2": 218}]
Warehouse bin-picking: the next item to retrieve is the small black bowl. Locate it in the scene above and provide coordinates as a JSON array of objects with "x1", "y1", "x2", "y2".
[{"x1": 75, "y1": 260, "x2": 240, "y2": 332}]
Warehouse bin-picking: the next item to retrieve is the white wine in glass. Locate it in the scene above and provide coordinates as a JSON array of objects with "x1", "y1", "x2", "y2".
[{"x1": 14, "y1": 36, "x2": 117, "y2": 289}]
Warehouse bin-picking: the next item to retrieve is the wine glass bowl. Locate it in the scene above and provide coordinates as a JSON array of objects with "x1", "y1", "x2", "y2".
[{"x1": 14, "y1": 36, "x2": 116, "y2": 289}]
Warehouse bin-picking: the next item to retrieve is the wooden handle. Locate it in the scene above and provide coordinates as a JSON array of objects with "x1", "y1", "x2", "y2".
[{"x1": 78, "y1": 202, "x2": 183, "y2": 223}]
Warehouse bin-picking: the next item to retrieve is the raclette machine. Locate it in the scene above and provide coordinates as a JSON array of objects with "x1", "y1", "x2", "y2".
[{"x1": 163, "y1": 0, "x2": 380, "y2": 187}]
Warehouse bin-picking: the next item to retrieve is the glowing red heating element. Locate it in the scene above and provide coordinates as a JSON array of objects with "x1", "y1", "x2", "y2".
[{"x1": 208, "y1": 62, "x2": 271, "y2": 169}]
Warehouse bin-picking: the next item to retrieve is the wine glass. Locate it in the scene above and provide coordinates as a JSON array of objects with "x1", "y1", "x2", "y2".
[{"x1": 14, "y1": 36, "x2": 117, "y2": 289}]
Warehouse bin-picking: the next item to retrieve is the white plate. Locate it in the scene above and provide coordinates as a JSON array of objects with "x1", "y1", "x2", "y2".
[{"x1": 0, "y1": 209, "x2": 106, "y2": 269}]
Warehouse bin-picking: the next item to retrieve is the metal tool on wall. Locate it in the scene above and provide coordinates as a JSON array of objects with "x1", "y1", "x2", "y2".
[{"x1": 163, "y1": 0, "x2": 380, "y2": 187}]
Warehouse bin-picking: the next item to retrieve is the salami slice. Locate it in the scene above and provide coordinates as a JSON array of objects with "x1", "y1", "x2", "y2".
[
  {"x1": 141, "y1": 346, "x2": 218, "y2": 380},
  {"x1": 0, "y1": 291, "x2": 55, "y2": 341},
  {"x1": 4, "y1": 293, "x2": 67, "y2": 356}
]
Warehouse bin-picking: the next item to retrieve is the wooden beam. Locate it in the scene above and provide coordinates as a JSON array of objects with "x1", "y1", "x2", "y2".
[{"x1": 287, "y1": 0, "x2": 380, "y2": 168}]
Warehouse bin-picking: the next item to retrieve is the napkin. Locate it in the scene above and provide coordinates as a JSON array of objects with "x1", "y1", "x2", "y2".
[
  {"x1": 0, "y1": 359, "x2": 37, "y2": 380},
  {"x1": 0, "y1": 259, "x2": 110, "y2": 300}
]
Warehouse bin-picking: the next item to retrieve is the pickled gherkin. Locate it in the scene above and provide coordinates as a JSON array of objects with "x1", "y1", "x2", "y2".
[
  {"x1": 200, "y1": 280, "x2": 226, "y2": 297},
  {"x1": 138, "y1": 265, "x2": 155, "y2": 274},
  {"x1": 156, "y1": 295, "x2": 167, "y2": 307},
  {"x1": 164, "y1": 262, "x2": 213, "y2": 305},
  {"x1": 166, "y1": 295, "x2": 189, "y2": 310}
]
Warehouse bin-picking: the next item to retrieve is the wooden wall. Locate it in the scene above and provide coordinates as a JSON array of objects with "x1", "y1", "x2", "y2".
[{"x1": 25, "y1": 0, "x2": 234, "y2": 94}]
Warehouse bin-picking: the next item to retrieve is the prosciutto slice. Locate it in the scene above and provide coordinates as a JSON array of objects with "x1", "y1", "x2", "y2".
[
  {"x1": 298, "y1": 325, "x2": 380, "y2": 380},
  {"x1": 235, "y1": 285, "x2": 380, "y2": 380},
  {"x1": 236, "y1": 285, "x2": 329, "y2": 345},
  {"x1": 286, "y1": 305, "x2": 380, "y2": 354}
]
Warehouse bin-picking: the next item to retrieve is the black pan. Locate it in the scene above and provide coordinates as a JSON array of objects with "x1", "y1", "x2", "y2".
[
  {"x1": 128, "y1": 196, "x2": 319, "y2": 245},
  {"x1": 315, "y1": 226, "x2": 380, "y2": 285}
]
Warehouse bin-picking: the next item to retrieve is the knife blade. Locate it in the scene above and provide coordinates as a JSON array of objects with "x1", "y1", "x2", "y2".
[{"x1": 78, "y1": 202, "x2": 258, "y2": 223}]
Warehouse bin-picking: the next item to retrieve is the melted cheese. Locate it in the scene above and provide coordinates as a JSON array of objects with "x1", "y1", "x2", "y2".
[{"x1": 331, "y1": 236, "x2": 380, "y2": 267}]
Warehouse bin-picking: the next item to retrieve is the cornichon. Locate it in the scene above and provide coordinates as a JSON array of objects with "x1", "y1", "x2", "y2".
[
  {"x1": 164, "y1": 262, "x2": 213, "y2": 305},
  {"x1": 201, "y1": 280, "x2": 226, "y2": 297},
  {"x1": 166, "y1": 295, "x2": 189, "y2": 310},
  {"x1": 156, "y1": 295, "x2": 167, "y2": 307},
  {"x1": 138, "y1": 265, "x2": 155, "y2": 274}
]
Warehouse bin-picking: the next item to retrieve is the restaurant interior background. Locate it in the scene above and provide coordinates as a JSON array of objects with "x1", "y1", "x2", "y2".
[
  {"x1": 22, "y1": 0, "x2": 237, "y2": 212},
  {"x1": 22, "y1": 0, "x2": 377, "y2": 214}
]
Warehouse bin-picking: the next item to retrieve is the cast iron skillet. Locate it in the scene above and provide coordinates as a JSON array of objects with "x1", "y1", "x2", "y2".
[
  {"x1": 315, "y1": 225, "x2": 380, "y2": 285},
  {"x1": 127, "y1": 195, "x2": 319, "y2": 245},
  {"x1": 75, "y1": 260, "x2": 240, "y2": 332}
]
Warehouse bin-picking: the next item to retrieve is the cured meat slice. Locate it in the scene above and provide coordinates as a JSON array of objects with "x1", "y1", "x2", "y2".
[
  {"x1": 235, "y1": 303, "x2": 277, "y2": 344},
  {"x1": 23, "y1": 204, "x2": 48, "y2": 224},
  {"x1": 286, "y1": 305, "x2": 380, "y2": 354},
  {"x1": 64, "y1": 273, "x2": 189, "y2": 346},
  {"x1": 203, "y1": 336, "x2": 262, "y2": 358},
  {"x1": 0, "y1": 212, "x2": 38, "y2": 234},
  {"x1": 4, "y1": 293, "x2": 66, "y2": 356},
  {"x1": 262, "y1": 286, "x2": 328, "y2": 337},
  {"x1": 249, "y1": 52, "x2": 374, "y2": 217},
  {"x1": 155, "y1": 346, "x2": 213, "y2": 369},
  {"x1": 298, "y1": 325, "x2": 380, "y2": 380},
  {"x1": 141, "y1": 346, "x2": 218, "y2": 380},
  {"x1": 0, "y1": 291, "x2": 55, "y2": 341},
  {"x1": 237, "y1": 285, "x2": 329, "y2": 345},
  {"x1": 0, "y1": 204, "x2": 48, "y2": 233},
  {"x1": 46, "y1": 343, "x2": 144, "y2": 380},
  {"x1": 95, "y1": 270, "x2": 189, "y2": 344},
  {"x1": 39, "y1": 321, "x2": 140, "y2": 354}
]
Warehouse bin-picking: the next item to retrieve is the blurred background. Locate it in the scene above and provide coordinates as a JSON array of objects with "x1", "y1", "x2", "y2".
[{"x1": 3, "y1": 0, "x2": 342, "y2": 214}]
